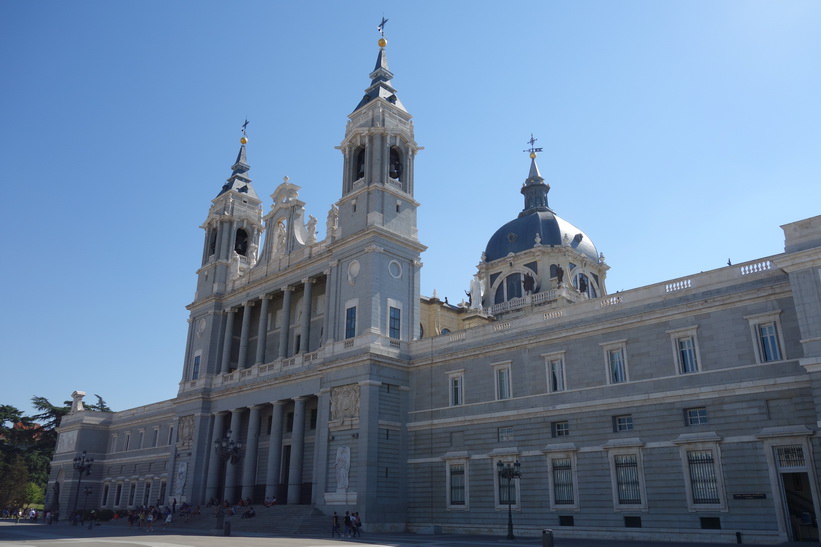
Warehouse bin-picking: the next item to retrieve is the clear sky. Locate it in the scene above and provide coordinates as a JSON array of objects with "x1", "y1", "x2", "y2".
[{"x1": 2, "y1": 1, "x2": 819, "y2": 417}]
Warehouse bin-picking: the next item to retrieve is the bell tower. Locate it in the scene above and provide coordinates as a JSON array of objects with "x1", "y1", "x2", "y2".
[
  {"x1": 328, "y1": 33, "x2": 426, "y2": 343},
  {"x1": 195, "y1": 127, "x2": 263, "y2": 301}
]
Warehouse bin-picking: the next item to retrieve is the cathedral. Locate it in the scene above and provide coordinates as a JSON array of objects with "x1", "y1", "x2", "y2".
[{"x1": 49, "y1": 33, "x2": 821, "y2": 544}]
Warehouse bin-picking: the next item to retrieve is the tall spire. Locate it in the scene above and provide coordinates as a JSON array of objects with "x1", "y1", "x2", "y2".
[
  {"x1": 354, "y1": 26, "x2": 406, "y2": 112},
  {"x1": 519, "y1": 134, "x2": 551, "y2": 217},
  {"x1": 217, "y1": 121, "x2": 259, "y2": 199}
]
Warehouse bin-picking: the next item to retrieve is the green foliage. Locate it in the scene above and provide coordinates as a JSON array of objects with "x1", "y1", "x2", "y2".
[
  {"x1": 85, "y1": 395, "x2": 113, "y2": 413},
  {"x1": 0, "y1": 455, "x2": 30, "y2": 509},
  {"x1": 25, "y1": 482, "x2": 44, "y2": 506}
]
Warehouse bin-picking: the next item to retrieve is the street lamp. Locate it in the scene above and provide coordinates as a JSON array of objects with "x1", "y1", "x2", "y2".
[
  {"x1": 496, "y1": 460, "x2": 522, "y2": 540},
  {"x1": 213, "y1": 430, "x2": 243, "y2": 463},
  {"x1": 72, "y1": 450, "x2": 94, "y2": 522}
]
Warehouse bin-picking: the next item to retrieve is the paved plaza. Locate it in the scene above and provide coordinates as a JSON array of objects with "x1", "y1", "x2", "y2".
[{"x1": 0, "y1": 521, "x2": 809, "y2": 547}]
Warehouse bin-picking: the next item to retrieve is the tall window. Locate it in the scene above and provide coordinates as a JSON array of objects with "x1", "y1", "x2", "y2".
[
  {"x1": 746, "y1": 311, "x2": 785, "y2": 364},
  {"x1": 449, "y1": 463, "x2": 465, "y2": 506},
  {"x1": 128, "y1": 483, "x2": 136, "y2": 506},
  {"x1": 609, "y1": 349, "x2": 626, "y2": 383},
  {"x1": 668, "y1": 327, "x2": 701, "y2": 374},
  {"x1": 142, "y1": 482, "x2": 152, "y2": 506},
  {"x1": 345, "y1": 307, "x2": 357, "y2": 339},
  {"x1": 449, "y1": 372, "x2": 464, "y2": 407},
  {"x1": 389, "y1": 306, "x2": 401, "y2": 339},
  {"x1": 192, "y1": 355, "x2": 201, "y2": 380},
  {"x1": 494, "y1": 363, "x2": 512, "y2": 400},
  {"x1": 687, "y1": 450, "x2": 720, "y2": 504},
  {"x1": 496, "y1": 460, "x2": 518, "y2": 507},
  {"x1": 552, "y1": 458, "x2": 575, "y2": 505},
  {"x1": 167, "y1": 425, "x2": 175, "y2": 446},
  {"x1": 115, "y1": 484, "x2": 123, "y2": 506},
  {"x1": 757, "y1": 323, "x2": 782, "y2": 362},
  {"x1": 124, "y1": 433, "x2": 130, "y2": 451},
  {"x1": 548, "y1": 356, "x2": 565, "y2": 392},
  {"x1": 103, "y1": 484, "x2": 110, "y2": 507},
  {"x1": 614, "y1": 455, "x2": 642, "y2": 505}
]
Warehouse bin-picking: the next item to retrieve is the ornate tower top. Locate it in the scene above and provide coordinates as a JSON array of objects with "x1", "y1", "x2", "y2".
[
  {"x1": 217, "y1": 120, "x2": 259, "y2": 200},
  {"x1": 354, "y1": 18, "x2": 405, "y2": 112},
  {"x1": 520, "y1": 134, "x2": 551, "y2": 217}
]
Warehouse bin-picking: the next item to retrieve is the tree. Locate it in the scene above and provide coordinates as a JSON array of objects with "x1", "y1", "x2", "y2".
[
  {"x1": 0, "y1": 455, "x2": 29, "y2": 509},
  {"x1": 85, "y1": 395, "x2": 112, "y2": 413}
]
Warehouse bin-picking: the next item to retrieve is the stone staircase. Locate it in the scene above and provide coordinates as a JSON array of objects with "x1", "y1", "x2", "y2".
[{"x1": 168, "y1": 504, "x2": 330, "y2": 537}]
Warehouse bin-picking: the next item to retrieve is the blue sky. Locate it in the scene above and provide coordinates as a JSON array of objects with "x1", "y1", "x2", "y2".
[{"x1": 2, "y1": 1, "x2": 819, "y2": 417}]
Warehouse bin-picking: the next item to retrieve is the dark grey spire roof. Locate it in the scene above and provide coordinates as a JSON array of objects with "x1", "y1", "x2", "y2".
[
  {"x1": 483, "y1": 153, "x2": 598, "y2": 262},
  {"x1": 217, "y1": 143, "x2": 259, "y2": 199},
  {"x1": 354, "y1": 45, "x2": 406, "y2": 112}
]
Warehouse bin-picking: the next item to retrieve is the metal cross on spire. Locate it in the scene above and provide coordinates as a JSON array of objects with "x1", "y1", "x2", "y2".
[
  {"x1": 241, "y1": 118, "x2": 250, "y2": 137},
  {"x1": 523, "y1": 134, "x2": 543, "y2": 155},
  {"x1": 377, "y1": 16, "x2": 388, "y2": 36}
]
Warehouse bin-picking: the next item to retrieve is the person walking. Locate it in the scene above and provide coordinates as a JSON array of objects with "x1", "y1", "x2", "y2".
[{"x1": 331, "y1": 512, "x2": 341, "y2": 537}]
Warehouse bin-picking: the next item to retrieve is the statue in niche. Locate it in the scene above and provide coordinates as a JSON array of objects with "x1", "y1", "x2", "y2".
[
  {"x1": 248, "y1": 242, "x2": 258, "y2": 266},
  {"x1": 330, "y1": 385, "x2": 360, "y2": 420},
  {"x1": 523, "y1": 272, "x2": 536, "y2": 295},
  {"x1": 306, "y1": 215, "x2": 317, "y2": 244},
  {"x1": 334, "y1": 446, "x2": 351, "y2": 492},
  {"x1": 274, "y1": 222, "x2": 287, "y2": 257},
  {"x1": 555, "y1": 265, "x2": 565, "y2": 286}
]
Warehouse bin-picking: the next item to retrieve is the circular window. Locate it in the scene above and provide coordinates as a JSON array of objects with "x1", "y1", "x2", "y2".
[{"x1": 507, "y1": 232, "x2": 518, "y2": 242}]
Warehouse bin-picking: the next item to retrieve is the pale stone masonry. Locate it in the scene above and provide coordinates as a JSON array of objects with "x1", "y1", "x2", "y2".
[{"x1": 49, "y1": 36, "x2": 821, "y2": 544}]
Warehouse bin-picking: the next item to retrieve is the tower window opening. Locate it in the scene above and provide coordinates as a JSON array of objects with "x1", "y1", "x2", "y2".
[
  {"x1": 234, "y1": 229, "x2": 249, "y2": 256},
  {"x1": 208, "y1": 230, "x2": 217, "y2": 256},
  {"x1": 355, "y1": 147, "x2": 366, "y2": 180},
  {"x1": 389, "y1": 147, "x2": 403, "y2": 180}
]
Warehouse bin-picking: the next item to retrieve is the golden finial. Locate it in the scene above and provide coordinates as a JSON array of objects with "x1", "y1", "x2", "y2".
[
  {"x1": 240, "y1": 136, "x2": 248, "y2": 145},
  {"x1": 378, "y1": 37, "x2": 387, "y2": 48}
]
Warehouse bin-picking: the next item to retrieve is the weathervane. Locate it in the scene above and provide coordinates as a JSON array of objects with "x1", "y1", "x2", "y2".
[
  {"x1": 241, "y1": 118, "x2": 250, "y2": 137},
  {"x1": 524, "y1": 134, "x2": 543, "y2": 156},
  {"x1": 377, "y1": 16, "x2": 388, "y2": 37}
]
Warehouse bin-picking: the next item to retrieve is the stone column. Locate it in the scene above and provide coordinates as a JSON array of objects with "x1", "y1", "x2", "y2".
[
  {"x1": 264, "y1": 402, "x2": 286, "y2": 500},
  {"x1": 204, "y1": 412, "x2": 227, "y2": 502},
  {"x1": 223, "y1": 409, "x2": 244, "y2": 503},
  {"x1": 278, "y1": 287, "x2": 293, "y2": 359},
  {"x1": 299, "y1": 279, "x2": 313, "y2": 353},
  {"x1": 240, "y1": 405, "x2": 263, "y2": 502},
  {"x1": 323, "y1": 265, "x2": 337, "y2": 344},
  {"x1": 311, "y1": 389, "x2": 331, "y2": 504},
  {"x1": 254, "y1": 296, "x2": 271, "y2": 366},
  {"x1": 287, "y1": 397, "x2": 307, "y2": 504},
  {"x1": 237, "y1": 301, "x2": 254, "y2": 369},
  {"x1": 220, "y1": 308, "x2": 236, "y2": 374}
]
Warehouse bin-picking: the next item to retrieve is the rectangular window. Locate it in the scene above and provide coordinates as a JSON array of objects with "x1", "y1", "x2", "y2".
[
  {"x1": 552, "y1": 421, "x2": 569, "y2": 437},
  {"x1": 449, "y1": 373, "x2": 463, "y2": 406},
  {"x1": 192, "y1": 355, "x2": 201, "y2": 380},
  {"x1": 142, "y1": 482, "x2": 152, "y2": 506},
  {"x1": 548, "y1": 357, "x2": 565, "y2": 392},
  {"x1": 498, "y1": 427, "x2": 513, "y2": 442},
  {"x1": 678, "y1": 337, "x2": 698, "y2": 373},
  {"x1": 124, "y1": 433, "x2": 130, "y2": 451},
  {"x1": 614, "y1": 455, "x2": 641, "y2": 504},
  {"x1": 310, "y1": 408, "x2": 318, "y2": 430},
  {"x1": 686, "y1": 407, "x2": 709, "y2": 426},
  {"x1": 609, "y1": 349, "x2": 626, "y2": 383},
  {"x1": 103, "y1": 484, "x2": 110, "y2": 506},
  {"x1": 138, "y1": 430, "x2": 144, "y2": 449},
  {"x1": 614, "y1": 415, "x2": 633, "y2": 432},
  {"x1": 552, "y1": 458, "x2": 575, "y2": 505},
  {"x1": 495, "y1": 365, "x2": 511, "y2": 400},
  {"x1": 167, "y1": 426, "x2": 174, "y2": 446},
  {"x1": 152, "y1": 428, "x2": 159, "y2": 447},
  {"x1": 128, "y1": 483, "x2": 136, "y2": 506},
  {"x1": 775, "y1": 445, "x2": 805, "y2": 468},
  {"x1": 498, "y1": 465, "x2": 518, "y2": 506},
  {"x1": 758, "y1": 323, "x2": 782, "y2": 362},
  {"x1": 345, "y1": 307, "x2": 357, "y2": 339},
  {"x1": 389, "y1": 306, "x2": 401, "y2": 339},
  {"x1": 687, "y1": 450, "x2": 720, "y2": 504},
  {"x1": 115, "y1": 484, "x2": 123, "y2": 506},
  {"x1": 449, "y1": 464, "x2": 465, "y2": 506},
  {"x1": 159, "y1": 481, "x2": 167, "y2": 505},
  {"x1": 746, "y1": 311, "x2": 785, "y2": 364}
]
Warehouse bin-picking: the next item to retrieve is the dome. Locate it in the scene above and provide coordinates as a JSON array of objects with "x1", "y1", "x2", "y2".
[{"x1": 484, "y1": 209, "x2": 599, "y2": 263}]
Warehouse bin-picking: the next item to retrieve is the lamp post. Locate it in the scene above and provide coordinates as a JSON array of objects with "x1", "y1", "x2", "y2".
[
  {"x1": 496, "y1": 460, "x2": 522, "y2": 540},
  {"x1": 214, "y1": 429, "x2": 243, "y2": 463},
  {"x1": 72, "y1": 451, "x2": 94, "y2": 523}
]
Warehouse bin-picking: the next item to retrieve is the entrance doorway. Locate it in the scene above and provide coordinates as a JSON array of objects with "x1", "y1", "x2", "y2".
[{"x1": 782, "y1": 472, "x2": 818, "y2": 542}]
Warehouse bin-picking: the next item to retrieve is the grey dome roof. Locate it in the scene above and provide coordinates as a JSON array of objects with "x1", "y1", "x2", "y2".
[{"x1": 484, "y1": 210, "x2": 599, "y2": 263}]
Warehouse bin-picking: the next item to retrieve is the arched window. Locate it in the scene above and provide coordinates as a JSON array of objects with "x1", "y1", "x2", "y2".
[
  {"x1": 389, "y1": 147, "x2": 403, "y2": 180},
  {"x1": 234, "y1": 228, "x2": 249, "y2": 256},
  {"x1": 573, "y1": 273, "x2": 597, "y2": 298},
  {"x1": 355, "y1": 147, "x2": 366, "y2": 180},
  {"x1": 494, "y1": 273, "x2": 524, "y2": 303}
]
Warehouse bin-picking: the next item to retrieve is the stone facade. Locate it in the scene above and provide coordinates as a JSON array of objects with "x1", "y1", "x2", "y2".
[{"x1": 48, "y1": 37, "x2": 821, "y2": 544}]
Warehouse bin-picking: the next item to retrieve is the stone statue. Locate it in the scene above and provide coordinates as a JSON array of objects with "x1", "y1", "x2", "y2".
[
  {"x1": 334, "y1": 446, "x2": 351, "y2": 492},
  {"x1": 70, "y1": 391, "x2": 86, "y2": 413},
  {"x1": 274, "y1": 222, "x2": 287, "y2": 257},
  {"x1": 556, "y1": 265, "x2": 564, "y2": 286},
  {"x1": 306, "y1": 215, "x2": 317, "y2": 244},
  {"x1": 326, "y1": 204, "x2": 339, "y2": 239},
  {"x1": 469, "y1": 275, "x2": 484, "y2": 310},
  {"x1": 248, "y1": 242, "x2": 258, "y2": 266}
]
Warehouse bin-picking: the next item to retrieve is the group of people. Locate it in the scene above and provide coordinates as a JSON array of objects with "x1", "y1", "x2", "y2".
[
  {"x1": 2, "y1": 508, "x2": 47, "y2": 523},
  {"x1": 331, "y1": 510, "x2": 362, "y2": 538}
]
